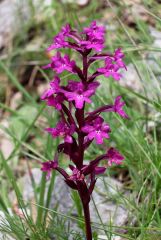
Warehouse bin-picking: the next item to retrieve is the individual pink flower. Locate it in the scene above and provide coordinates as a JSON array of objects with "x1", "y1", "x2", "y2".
[
  {"x1": 80, "y1": 21, "x2": 105, "y2": 52},
  {"x1": 80, "y1": 39, "x2": 104, "y2": 52},
  {"x1": 45, "y1": 121, "x2": 75, "y2": 143},
  {"x1": 65, "y1": 91, "x2": 92, "y2": 109},
  {"x1": 107, "y1": 148, "x2": 124, "y2": 166},
  {"x1": 46, "y1": 95, "x2": 64, "y2": 110},
  {"x1": 69, "y1": 165, "x2": 84, "y2": 181},
  {"x1": 43, "y1": 52, "x2": 76, "y2": 74},
  {"x1": 113, "y1": 96, "x2": 129, "y2": 119},
  {"x1": 47, "y1": 33, "x2": 69, "y2": 51},
  {"x1": 63, "y1": 81, "x2": 99, "y2": 109},
  {"x1": 61, "y1": 23, "x2": 72, "y2": 36},
  {"x1": 113, "y1": 48, "x2": 126, "y2": 69},
  {"x1": 47, "y1": 24, "x2": 72, "y2": 51},
  {"x1": 98, "y1": 58, "x2": 122, "y2": 81},
  {"x1": 69, "y1": 164, "x2": 106, "y2": 181},
  {"x1": 82, "y1": 117, "x2": 110, "y2": 144},
  {"x1": 41, "y1": 76, "x2": 60, "y2": 100},
  {"x1": 83, "y1": 21, "x2": 105, "y2": 40},
  {"x1": 41, "y1": 160, "x2": 58, "y2": 178}
]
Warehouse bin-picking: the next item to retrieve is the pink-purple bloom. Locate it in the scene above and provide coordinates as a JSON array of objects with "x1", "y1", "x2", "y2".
[
  {"x1": 82, "y1": 117, "x2": 110, "y2": 144},
  {"x1": 41, "y1": 76, "x2": 60, "y2": 100},
  {"x1": 46, "y1": 121, "x2": 75, "y2": 143},
  {"x1": 46, "y1": 95, "x2": 64, "y2": 110},
  {"x1": 113, "y1": 48, "x2": 126, "y2": 69},
  {"x1": 80, "y1": 39, "x2": 104, "y2": 52},
  {"x1": 41, "y1": 160, "x2": 58, "y2": 178},
  {"x1": 43, "y1": 52, "x2": 76, "y2": 74},
  {"x1": 107, "y1": 147, "x2": 124, "y2": 166},
  {"x1": 83, "y1": 21, "x2": 105, "y2": 40},
  {"x1": 98, "y1": 58, "x2": 122, "y2": 81},
  {"x1": 63, "y1": 81, "x2": 99, "y2": 109},
  {"x1": 69, "y1": 164, "x2": 106, "y2": 181},
  {"x1": 47, "y1": 24, "x2": 72, "y2": 51},
  {"x1": 81, "y1": 21, "x2": 105, "y2": 52},
  {"x1": 48, "y1": 34, "x2": 68, "y2": 51},
  {"x1": 113, "y1": 96, "x2": 129, "y2": 119}
]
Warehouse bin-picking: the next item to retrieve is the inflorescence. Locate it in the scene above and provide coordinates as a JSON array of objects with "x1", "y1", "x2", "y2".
[{"x1": 41, "y1": 20, "x2": 128, "y2": 239}]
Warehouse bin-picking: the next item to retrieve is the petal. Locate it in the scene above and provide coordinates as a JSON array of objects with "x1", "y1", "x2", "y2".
[
  {"x1": 112, "y1": 72, "x2": 121, "y2": 80},
  {"x1": 95, "y1": 135, "x2": 103, "y2": 144},
  {"x1": 117, "y1": 109, "x2": 129, "y2": 119},
  {"x1": 101, "y1": 132, "x2": 110, "y2": 139},
  {"x1": 84, "y1": 97, "x2": 92, "y2": 104},
  {"x1": 82, "y1": 125, "x2": 94, "y2": 133},
  {"x1": 88, "y1": 131, "x2": 96, "y2": 140},
  {"x1": 65, "y1": 135, "x2": 73, "y2": 143},
  {"x1": 42, "y1": 63, "x2": 51, "y2": 69},
  {"x1": 95, "y1": 166, "x2": 106, "y2": 175},
  {"x1": 41, "y1": 89, "x2": 52, "y2": 100}
]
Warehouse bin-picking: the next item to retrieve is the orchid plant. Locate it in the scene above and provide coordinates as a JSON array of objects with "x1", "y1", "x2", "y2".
[{"x1": 41, "y1": 21, "x2": 128, "y2": 240}]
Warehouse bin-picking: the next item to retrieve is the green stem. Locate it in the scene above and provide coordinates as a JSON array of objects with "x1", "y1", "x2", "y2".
[{"x1": 36, "y1": 172, "x2": 47, "y2": 226}]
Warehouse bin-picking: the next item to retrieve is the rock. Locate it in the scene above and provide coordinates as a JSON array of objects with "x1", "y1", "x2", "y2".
[
  {"x1": 0, "y1": 0, "x2": 52, "y2": 49},
  {"x1": 0, "y1": 120, "x2": 14, "y2": 159},
  {"x1": 146, "y1": 26, "x2": 161, "y2": 80},
  {"x1": 37, "y1": 82, "x2": 49, "y2": 97},
  {"x1": 98, "y1": 235, "x2": 125, "y2": 240},
  {"x1": 10, "y1": 92, "x2": 22, "y2": 110},
  {"x1": 123, "y1": 0, "x2": 141, "y2": 5},
  {"x1": 90, "y1": 178, "x2": 128, "y2": 226},
  {"x1": 149, "y1": 26, "x2": 161, "y2": 40},
  {"x1": 148, "y1": 26, "x2": 161, "y2": 58},
  {"x1": 120, "y1": 64, "x2": 143, "y2": 91},
  {"x1": 76, "y1": 0, "x2": 89, "y2": 6},
  {"x1": 61, "y1": 0, "x2": 89, "y2": 6}
]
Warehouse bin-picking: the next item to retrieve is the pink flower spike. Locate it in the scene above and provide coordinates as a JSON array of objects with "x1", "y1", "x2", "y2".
[
  {"x1": 114, "y1": 96, "x2": 129, "y2": 119},
  {"x1": 107, "y1": 148, "x2": 124, "y2": 166}
]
